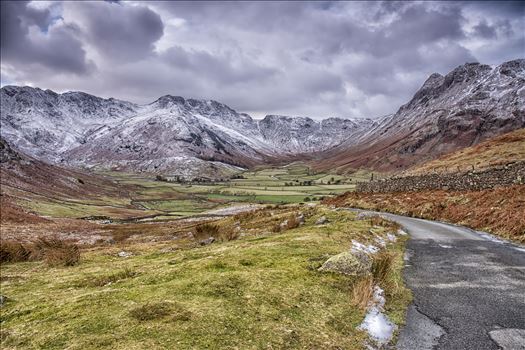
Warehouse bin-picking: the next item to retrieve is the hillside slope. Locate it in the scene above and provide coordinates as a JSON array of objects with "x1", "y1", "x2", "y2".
[
  {"x1": 407, "y1": 128, "x2": 525, "y2": 175},
  {"x1": 0, "y1": 87, "x2": 372, "y2": 176},
  {"x1": 314, "y1": 59, "x2": 525, "y2": 173}
]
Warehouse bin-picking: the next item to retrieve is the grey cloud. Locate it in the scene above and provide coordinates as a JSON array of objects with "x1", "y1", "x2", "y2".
[
  {"x1": 63, "y1": 1, "x2": 164, "y2": 62},
  {"x1": 1, "y1": 1, "x2": 523, "y2": 119},
  {"x1": 1, "y1": 1, "x2": 91, "y2": 74},
  {"x1": 162, "y1": 46, "x2": 278, "y2": 85}
]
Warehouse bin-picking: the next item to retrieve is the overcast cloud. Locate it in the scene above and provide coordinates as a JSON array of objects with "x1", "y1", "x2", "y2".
[{"x1": 1, "y1": 1, "x2": 523, "y2": 119}]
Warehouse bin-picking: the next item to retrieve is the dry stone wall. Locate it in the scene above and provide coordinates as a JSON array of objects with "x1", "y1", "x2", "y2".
[{"x1": 356, "y1": 161, "x2": 525, "y2": 193}]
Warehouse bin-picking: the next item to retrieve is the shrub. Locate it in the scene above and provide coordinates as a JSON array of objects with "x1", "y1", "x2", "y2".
[
  {"x1": 351, "y1": 275, "x2": 374, "y2": 310},
  {"x1": 33, "y1": 237, "x2": 80, "y2": 267},
  {"x1": 371, "y1": 251, "x2": 395, "y2": 284}
]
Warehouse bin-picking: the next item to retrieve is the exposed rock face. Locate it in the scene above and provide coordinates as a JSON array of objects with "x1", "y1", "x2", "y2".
[
  {"x1": 0, "y1": 137, "x2": 21, "y2": 163},
  {"x1": 316, "y1": 59, "x2": 525, "y2": 172}
]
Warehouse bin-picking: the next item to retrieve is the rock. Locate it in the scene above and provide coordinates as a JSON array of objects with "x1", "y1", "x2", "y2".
[
  {"x1": 318, "y1": 251, "x2": 371, "y2": 276},
  {"x1": 117, "y1": 251, "x2": 133, "y2": 258},
  {"x1": 315, "y1": 216, "x2": 329, "y2": 225},
  {"x1": 0, "y1": 295, "x2": 6, "y2": 306},
  {"x1": 199, "y1": 237, "x2": 215, "y2": 246},
  {"x1": 297, "y1": 214, "x2": 305, "y2": 225},
  {"x1": 280, "y1": 220, "x2": 289, "y2": 229}
]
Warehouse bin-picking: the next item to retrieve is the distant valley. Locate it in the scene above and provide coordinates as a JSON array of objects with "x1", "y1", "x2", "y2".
[{"x1": 2, "y1": 59, "x2": 524, "y2": 178}]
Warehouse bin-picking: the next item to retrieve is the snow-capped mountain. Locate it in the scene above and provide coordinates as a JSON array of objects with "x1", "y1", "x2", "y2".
[
  {"x1": 2, "y1": 59, "x2": 523, "y2": 177},
  {"x1": 0, "y1": 87, "x2": 369, "y2": 177},
  {"x1": 315, "y1": 59, "x2": 525, "y2": 172}
]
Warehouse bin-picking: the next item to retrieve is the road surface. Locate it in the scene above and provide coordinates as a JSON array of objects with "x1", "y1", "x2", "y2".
[{"x1": 352, "y1": 210, "x2": 525, "y2": 349}]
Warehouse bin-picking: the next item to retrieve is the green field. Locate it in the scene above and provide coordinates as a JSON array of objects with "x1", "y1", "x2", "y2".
[{"x1": 19, "y1": 163, "x2": 369, "y2": 220}]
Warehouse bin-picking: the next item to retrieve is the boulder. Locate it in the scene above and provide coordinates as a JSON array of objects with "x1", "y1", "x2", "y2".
[
  {"x1": 117, "y1": 251, "x2": 133, "y2": 258},
  {"x1": 318, "y1": 251, "x2": 371, "y2": 276},
  {"x1": 199, "y1": 237, "x2": 215, "y2": 246},
  {"x1": 315, "y1": 216, "x2": 329, "y2": 225}
]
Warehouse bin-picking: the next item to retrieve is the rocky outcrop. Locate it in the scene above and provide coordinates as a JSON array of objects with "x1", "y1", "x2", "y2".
[
  {"x1": 356, "y1": 161, "x2": 525, "y2": 193},
  {"x1": 315, "y1": 59, "x2": 525, "y2": 173}
]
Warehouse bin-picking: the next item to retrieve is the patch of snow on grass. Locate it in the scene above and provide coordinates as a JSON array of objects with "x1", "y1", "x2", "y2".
[
  {"x1": 351, "y1": 240, "x2": 379, "y2": 254},
  {"x1": 397, "y1": 229, "x2": 408, "y2": 236},
  {"x1": 358, "y1": 286, "x2": 397, "y2": 346},
  {"x1": 386, "y1": 233, "x2": 397, "y2": 242}
]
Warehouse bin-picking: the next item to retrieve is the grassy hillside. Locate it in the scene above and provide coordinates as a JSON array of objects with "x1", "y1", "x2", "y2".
[
  {"x1": 325, "y1": 185, "x2": 525, "y2": 243},
  {"x1": 408, "y1": 128, "x2": 525, "y2": 175},
  {"x1": 0, "y1": 206, "x2": 410, "y2": 349}
]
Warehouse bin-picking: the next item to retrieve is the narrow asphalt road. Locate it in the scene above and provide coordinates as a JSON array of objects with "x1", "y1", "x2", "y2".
[{"x1": 352, "y1": 210, "x2": 525, "y2": 349}]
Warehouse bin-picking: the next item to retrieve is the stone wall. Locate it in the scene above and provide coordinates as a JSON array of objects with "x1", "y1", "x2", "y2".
[{"x1": 356, "y1": 161, "x2": 525, "y2": 193}]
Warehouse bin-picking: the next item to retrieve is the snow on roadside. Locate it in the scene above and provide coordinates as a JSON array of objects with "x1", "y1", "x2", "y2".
[
  {"x1": 358, "y1": 286, "x2": 397, "y2": 347},
  {"x1": 351, "y1": 240, "x2": 380, "y2": 254}
]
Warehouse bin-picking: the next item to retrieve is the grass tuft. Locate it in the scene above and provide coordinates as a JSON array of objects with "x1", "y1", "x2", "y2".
[
  {"x1": 33, "y1": 237, "x2": 80, "y2": 266},
  {"x1": 351, "y1": 275, "x2": 374, "y2": 311},
  {"x1": 129, "y1": 302, "x2": 173, "y2": 321},
  {"x1": 0, "y1": 241, "x2": 33, "y2": 263},
  {"x1": 371, "y1": 250, "x2": 395, "y2": 285}
]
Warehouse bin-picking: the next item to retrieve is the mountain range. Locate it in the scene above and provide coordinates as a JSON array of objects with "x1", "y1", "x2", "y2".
[{"x1": 1, "y1": 59, "x2": 524, "y2": 178}]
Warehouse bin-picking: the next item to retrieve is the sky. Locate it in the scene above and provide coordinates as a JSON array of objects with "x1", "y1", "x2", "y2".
[{"x1": 1, "y1": 1, "x2": 524, "y2": 119}]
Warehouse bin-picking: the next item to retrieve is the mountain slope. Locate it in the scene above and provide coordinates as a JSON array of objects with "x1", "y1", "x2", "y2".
[
  {"x1": 407, "y1": 128, "x2": 525, "y2": 175},
  {"x1": 0, "y1": 88, "x2": 370, "y2": 177},
  {"x1": 314, "y1": 59, "x2": 525, "y2": 173},
  {"x1": 1, "y1": 59, "x2": 524, "y2": 177}
]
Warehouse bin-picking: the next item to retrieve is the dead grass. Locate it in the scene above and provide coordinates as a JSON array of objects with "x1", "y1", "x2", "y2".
[
  {"x1": 0, "y1": 237, "x2": 80, "y2": 266},
  {"x1": 408, "y1": 128, "x2": 525, "y2": 174},
  {"x1": 351, "y1": 275, "x2": 374, "y2": 311},
  {"x1": 33, "y1": 237, "x2": 80, "y2": 266},
  {"x1": 371, "y1": 251, "x2": 395, "y2": 284},
  {"x1": 326, "y1": 185, "x2": 525, "y2": 242},
  {"x1": 194, "y1": 223, "x2": 220, "y2": 240},
  {"x1": 369, "y1": 215, "x2": 401, "y2": 232},
  {"x1": 0, "y1": 241, "x2": 33, "y2": 263}
]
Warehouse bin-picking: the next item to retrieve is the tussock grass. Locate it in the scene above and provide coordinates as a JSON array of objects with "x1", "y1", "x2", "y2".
[
  {"x1": 129, "y1": 302, "x2": 173, "y2": 321},
  {"x1": 371, "y1": 250, "x2": 395, "y2": 284},
  {"x1": 194, "y1": 223, "x2": 220, "y2": 240},
  {"x1": 351, "y1": 275, "x2": 375, "y2": 310},
  {"x1": 1, "y1": 237, "x2": 80, "y2": 266},
  {"x1": 32, "y1": 237, "x2": 80, "y2": 266},
  {"x1": 0, "y1": 241, "x2": 33, "y2": 263}
]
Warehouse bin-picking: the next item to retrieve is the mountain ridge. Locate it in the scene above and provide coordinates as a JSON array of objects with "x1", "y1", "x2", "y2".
[{"x1": 1, "y1": 59, "x2": 524, "y2": 177}]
